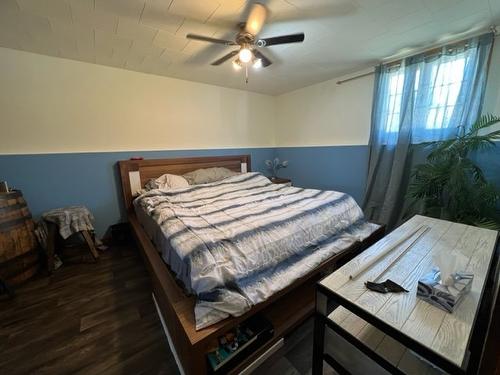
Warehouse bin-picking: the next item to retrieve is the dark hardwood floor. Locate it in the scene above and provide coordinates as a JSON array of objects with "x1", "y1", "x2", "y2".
[
  {"x1": 0, "y1": 245, "x2": 178, "y2": 375},
  {"x1": 2, "y1": 241, "x2": 498, "y2": 375},
  {"x1": 0, "y1": 244, "x2": 330, "y2": 375}
]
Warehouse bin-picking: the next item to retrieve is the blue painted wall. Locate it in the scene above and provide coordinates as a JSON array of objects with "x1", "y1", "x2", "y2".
[
  {"x1": 1, "y1": 143, "x2": 497, "y2": 237},
  {"x1": 273, "y1": 143, "x2": 500, "y2": 210},
  {"x1": 274, "y1": 146, "x2": 369, "y2": 204},
  {"x1": 0, "y1": 148, "x2": 274, "y2": 236},
  {"x1": 473, "y1": 142, "x2": 500, "y2": 187}
]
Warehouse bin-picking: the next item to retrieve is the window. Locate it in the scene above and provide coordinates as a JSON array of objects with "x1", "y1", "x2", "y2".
[
  {"x1": 385, "y1": 70, "x2": 404, "y2": 133},
  {"x1": 382, "y1": 54, "x2": 467, "y2": 135},
  {"x1": 423, "y1": 57, "x2": 465, "y2": 130}
]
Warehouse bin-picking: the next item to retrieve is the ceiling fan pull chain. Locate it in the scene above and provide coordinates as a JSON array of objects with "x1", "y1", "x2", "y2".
[{"x1": 245, "y1": 65, "x2": 249, "y2": 84}]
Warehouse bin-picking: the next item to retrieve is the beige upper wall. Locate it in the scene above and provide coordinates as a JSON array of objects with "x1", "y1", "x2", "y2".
[
  {"x1": 275, "y1": 70, "x2": 374, "y2": 147},
  {"x1": 1, "y1": 39, "x2": 499, "y2": 154},
  {"x1": 0, "y1": 47, "x2": 276, "y2": 154}
]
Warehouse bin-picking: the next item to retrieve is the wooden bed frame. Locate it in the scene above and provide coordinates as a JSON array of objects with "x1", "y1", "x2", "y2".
[{"x1": 118, "y1": 155, "x2": 385, "y2": 375}]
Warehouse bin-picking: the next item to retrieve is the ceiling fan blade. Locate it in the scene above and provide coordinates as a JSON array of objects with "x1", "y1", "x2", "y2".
[
  {"x1": 186, "y1": 33, "x2": 236, "y2": 46},
  {"x1": 245, "y1": 3, "x2": 268, "y2": 36},
  {"x1": 211, "y1": 50, "x2": 239, "y2": 66},
  {"x1": 257, "y1": 33, "x2": 305, "y2": 47},
  {"x1": 253, "y1": 49, "x2": 272, "y2": 67}
]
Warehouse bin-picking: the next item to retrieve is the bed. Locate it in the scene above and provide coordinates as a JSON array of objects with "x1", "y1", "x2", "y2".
[{"x1": 118, "y1": 155, "x2": 384, "y2": 375}]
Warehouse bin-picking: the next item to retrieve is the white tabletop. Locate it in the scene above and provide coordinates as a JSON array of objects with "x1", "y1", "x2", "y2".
[{"x1": 320, "y1": 215, "x2": 498, "y2": 368}]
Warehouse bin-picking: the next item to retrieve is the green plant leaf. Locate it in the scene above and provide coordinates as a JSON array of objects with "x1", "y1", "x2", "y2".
[{"x1": 406, "y1": 113, "x2": 500, "y2": 228}]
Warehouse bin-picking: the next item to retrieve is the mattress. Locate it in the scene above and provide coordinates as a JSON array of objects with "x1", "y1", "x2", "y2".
[{"x1": 134, "y1": 172, "x2": 379, "y2": 329}]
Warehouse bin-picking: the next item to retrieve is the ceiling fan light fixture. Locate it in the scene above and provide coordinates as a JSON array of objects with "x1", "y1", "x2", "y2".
[
  {"x1": 253, "y1": 58, "x2": 262, "y2": 69},
  {"x1": 239, "y1": 47, "x2": 253, "y2": 63},
  {"x1": 232, "y1": 59, "x2": 243, "y2": 70}
]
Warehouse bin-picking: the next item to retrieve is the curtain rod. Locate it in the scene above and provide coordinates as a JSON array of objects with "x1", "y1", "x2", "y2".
[{"x1": 336, "y1": 26, "x2": 498, "y2": 85}]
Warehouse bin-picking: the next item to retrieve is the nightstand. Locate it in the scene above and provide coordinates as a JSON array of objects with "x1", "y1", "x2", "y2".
[{"x1": 270, "y1": 177, "x2": 292, "y2": 186}]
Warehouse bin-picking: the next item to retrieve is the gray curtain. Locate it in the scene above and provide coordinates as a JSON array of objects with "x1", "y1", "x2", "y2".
[{"x1": 363, "y1": 33, "x2": 494, "y2": 228}]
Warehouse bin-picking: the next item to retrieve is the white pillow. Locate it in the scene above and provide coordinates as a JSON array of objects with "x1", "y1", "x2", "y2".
[
  {"x1": 145, "y1": 173, "x2": 189, "y2": 190},
  {"x1": 183, "y1": 167, "x2": 239, "y2": 185}
]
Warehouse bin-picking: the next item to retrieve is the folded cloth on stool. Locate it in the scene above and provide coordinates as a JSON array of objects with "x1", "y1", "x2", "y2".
[{"x1": 42, "y1": 206, "x2": 94, "y2": 239}]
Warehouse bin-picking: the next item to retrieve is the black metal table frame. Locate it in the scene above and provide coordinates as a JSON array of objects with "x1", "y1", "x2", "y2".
[{"x1": 312, "y1": 235, "x2": 500, "y2": 375}]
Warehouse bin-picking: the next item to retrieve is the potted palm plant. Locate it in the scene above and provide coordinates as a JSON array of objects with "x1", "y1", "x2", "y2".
[{"x1": 407, "y1": 114, "x2": 500, "y2": 229}]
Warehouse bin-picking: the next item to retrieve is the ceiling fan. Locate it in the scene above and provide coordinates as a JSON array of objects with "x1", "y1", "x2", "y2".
[{"x1": 186, "y1": 2, "x2": 305, "y2": 80}]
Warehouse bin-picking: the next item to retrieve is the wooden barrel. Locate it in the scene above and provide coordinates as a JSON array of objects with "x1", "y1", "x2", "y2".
[{"x1": 0, "y1": 190, "x2": 39, "y2": 285}]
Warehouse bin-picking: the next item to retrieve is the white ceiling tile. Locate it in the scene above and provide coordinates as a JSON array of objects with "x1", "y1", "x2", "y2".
[
  {"x1": 283, "y1": 0, "x2": 359, "y2": 23},
  {"x1": 95, "y1": 52, "x2": 128, "y2": 68},
  {"x1": 22, "y1": 35, "x2": 61, "y2": 57},
  {"x1": 96, "y1": 0, "x2": 146, "y2": 21},
  {"x1": 72, "y1": 7, "x2": 119, "y2": 33},
  {"x1": 161, "y1": 49, "x2": 192, "y2": 64},
  {"x1": 77, "y1": 42, "x2": 96, "y2": 63},
  {"x1": 125, "y1": 40, "x2": 165, "y2": 68},
  {"x1": 57, "y1": 39, "x2": 79, "y2": 59},
  {"x1": 422, "y1": 0, "x2": 466, "y2": 13},
  {"x1": 141, "y1": 55, "x2": 171, "y2": 75},
  {"x1": 0, "y1": 8, "x2": 21, "y2": 33},
  {"x1": 491, "y1": 0, "x2": 500, "y2": 14},
  {"x1": 0, "y1": 0, "x2": 20, "y2": 14},
  {"x1": 68, "y1": 0, "x2": 94, "y2": 13},
  {"x1": 46, "y1": 21, "x2": 82, "y2": 54},
  {"x1": 207, "y1": 0, "x2": 245, "y2": 24},
  {"x1": 0, "y1": 31, "x2": 30, "y2": 50},
  {"x1": 125, "y1": 54, "x2": 147, "y2": 69},
  {"x1": 153, "y1": 30, "x2": 189, "y2": 51},
  {"x1": 175, "y1": 19, "x2": 220, "y2": 39},
  {"x1": 50, "y1": 20, "x2": 94, "y2": 43},
  {"x1": 95, "y1": 30, "x2": 133, "y2": 58},
  {"x1": 168, "y1": 0, "x2": 221, "y2": 22},
  {"x1": 0, "y1": 0, "x2": 497, "y2": 95},
  {"x1": 17, "y1": 0, "x2": 72, "y2": 22},
  {"x1": 179, "y1": 40, "x2": 203, "y2": 56},
  {"x1": 353, "y1": 0, "x2": 401, "y2": 10},
  {"x1": 141, "y1": 0, "x2": 185, "y2": 34},
  {"x1": 428, "y1": 0, "x2": 490, "y2": 22},
  {"x1": 17, "y1": 12, "x2": 53, "y2": 39},
  {"x1": 117, "y1": 17, "x2": 158, "y2": 42}
]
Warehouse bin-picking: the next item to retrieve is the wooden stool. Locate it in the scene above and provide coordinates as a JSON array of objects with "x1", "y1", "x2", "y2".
[{"x1": 42, "y1": 206, "x2": 98, "y2": 273}]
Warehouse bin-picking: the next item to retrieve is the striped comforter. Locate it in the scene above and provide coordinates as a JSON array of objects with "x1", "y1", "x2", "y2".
[{"x1": 135, "y1": 172, "x2": 378, "y2": 329}]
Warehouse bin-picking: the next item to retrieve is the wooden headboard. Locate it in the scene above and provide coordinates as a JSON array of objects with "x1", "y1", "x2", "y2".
[{"x1": 118, "y1": 155, "x2": 251, "y2": 211}]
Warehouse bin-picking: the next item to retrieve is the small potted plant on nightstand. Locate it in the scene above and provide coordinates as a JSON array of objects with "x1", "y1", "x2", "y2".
[{"x1": 265, "y1": 158, "x2": 291, "y2": 185}]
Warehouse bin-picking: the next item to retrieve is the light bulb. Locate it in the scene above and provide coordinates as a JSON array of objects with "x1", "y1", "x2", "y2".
[
  {"x1": 253, "y1": 58, "x2": 262, "y2": 69},
  {"x1": 232, "y1": 59, "x2": 242, "y2": 70},
  {"x1": 239, "y1": 48, "x2": 252, "y2": 63}
]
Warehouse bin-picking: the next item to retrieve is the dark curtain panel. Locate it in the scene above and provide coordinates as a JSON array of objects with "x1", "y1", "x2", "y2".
[{"x1": 363, "y1": 33, "x2": 494, "y2": 228}]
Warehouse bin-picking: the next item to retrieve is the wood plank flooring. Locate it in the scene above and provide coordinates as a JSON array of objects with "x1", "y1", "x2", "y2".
[
  {"x1": 1, "y1": 241, "x2": 498, "y2": 375},
  {"x1": 0, "y1": 245, "x2": 177, "y2": 375},
  {"x1": 0, "y1": 244, "x2": 330, "y2": 375}
]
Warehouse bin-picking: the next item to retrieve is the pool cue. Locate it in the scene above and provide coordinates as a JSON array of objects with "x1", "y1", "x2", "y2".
[
  {"x1": 372, "y1": 225, "x2": 431, "y2": 282},
  {"x1": 349, "y1": 224, "x2": 430, "y2": 280}
]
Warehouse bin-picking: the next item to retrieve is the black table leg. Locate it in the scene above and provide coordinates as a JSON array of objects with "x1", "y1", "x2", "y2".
[{"x1": 312, "y1": 290, "x2": 328, "y2": 375}]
